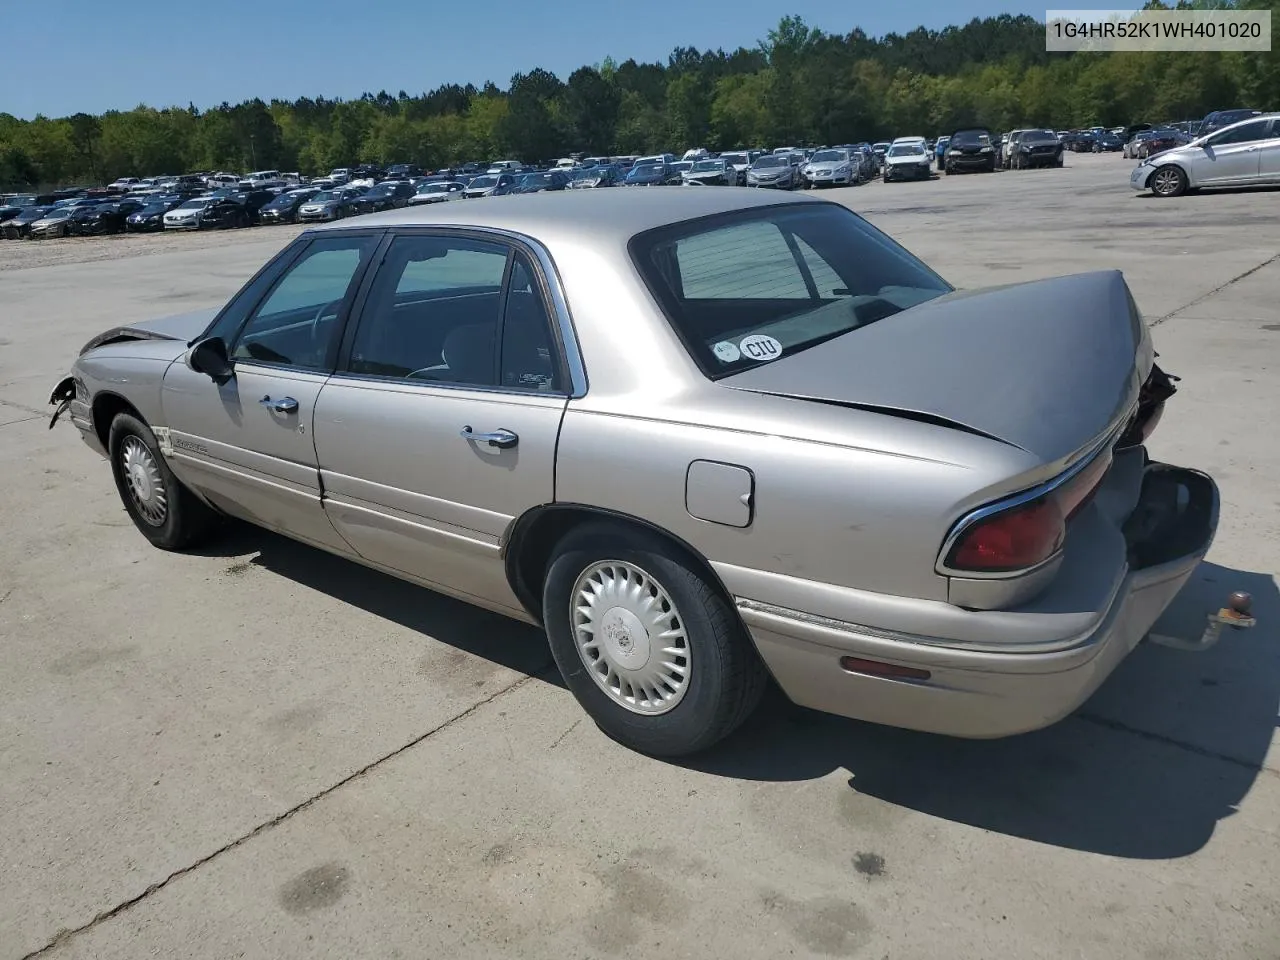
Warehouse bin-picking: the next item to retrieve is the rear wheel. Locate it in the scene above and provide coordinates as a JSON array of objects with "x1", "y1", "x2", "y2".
[
  {"x1": 542, "y1": 523, "x2": 767, "y2": 757},
  {"x1": 108, "y1": 413, "x2": 219, "y2": 550},
  {"x1": 1149, "y1": 165, "x2": 1188, "y2": 198}
]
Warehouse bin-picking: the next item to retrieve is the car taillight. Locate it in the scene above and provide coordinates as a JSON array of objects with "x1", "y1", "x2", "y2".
[
  {"x1": 946, "y1": 498, "x2": 1065, "y2": 572},
  {"x1": 944, "y1": 449, "x2": 1112, "y2": 574}
]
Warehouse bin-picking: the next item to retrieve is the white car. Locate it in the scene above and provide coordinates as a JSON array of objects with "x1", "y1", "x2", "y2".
[
  {"x1": 239, "y1": 170, "x2": 282, "y2": 189},
  {"x1": 882, "y1": 139, "x2": 934, "y2": 182},
  {"x1": 407, "y1": 180, "x2": 467, "y2": 205},
  {"x1": 204, "y1": 173, "x2": 239, "y2": 191},
  {"x1": 163, "y1": 198, "x2": 213, "y2": 230},
  {"x1": 487, "y1": 160, "x2": 523, "y2": 174},
  {"x1": 108, "y1": 177, "x2": 140, "y2": 191}
]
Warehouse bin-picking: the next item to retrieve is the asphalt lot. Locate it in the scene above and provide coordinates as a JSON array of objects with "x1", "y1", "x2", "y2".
[{"x1": 2, "y1": 152, "x2": 1277, "y2": 959}]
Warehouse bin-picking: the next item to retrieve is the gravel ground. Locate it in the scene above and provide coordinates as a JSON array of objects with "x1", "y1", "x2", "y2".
[{"x1": 0, "y1": 223, "x2": 307, "y2": 271}]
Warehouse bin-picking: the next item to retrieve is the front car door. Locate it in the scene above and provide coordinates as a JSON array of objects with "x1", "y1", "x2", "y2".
[
  {"x1": 1191, "y1": 118, "x2": 1271, "y2": 185},
  {"x1": 160, "y1": 232, "x2": 381, "y2": 552},
  {"x1": 313, "y1": 230, "x2": 575, "y2": 617}
]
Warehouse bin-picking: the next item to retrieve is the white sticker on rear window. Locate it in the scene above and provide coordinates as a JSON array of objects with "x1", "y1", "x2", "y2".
[
  {"x1": 712, "y1": 341, "x2": 741, "y2": 363},
  {"x1": 739, "y1": 334, "x2": 782, "y2": 362}
]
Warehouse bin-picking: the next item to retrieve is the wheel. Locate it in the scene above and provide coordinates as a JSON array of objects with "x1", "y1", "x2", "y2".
[
  {"x1": 542, "y1": 523, "x2": 767, "y2": 757},
  {"x1": 108, "y1": 413, "x2": 219, "y2": 550},
  {"x1": 944, "y1": 166, "x2": 952, "y2": 175},
  {"x1": 1148, "y1": 165, "x2": 1188, "y2": 198}
]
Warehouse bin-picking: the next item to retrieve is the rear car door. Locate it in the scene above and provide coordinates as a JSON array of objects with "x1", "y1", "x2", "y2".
[
  {"x1": 1194, "y1": 119, "x2": 1270, "y2": 184},
  {"x1": 1255, "y1": 118, "x2": 1280, "y2": 182},
  {"x1": 160, "y1": 232, "x2": 381, "y2": 552},
  {"x1": 313, "y1": 231, "x2": 572, "y2": 616}
]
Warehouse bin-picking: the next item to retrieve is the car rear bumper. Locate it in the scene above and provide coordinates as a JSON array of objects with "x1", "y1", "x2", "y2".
[{"x1": 731, "y1": 460, "x2": 1218, "y2": 738}]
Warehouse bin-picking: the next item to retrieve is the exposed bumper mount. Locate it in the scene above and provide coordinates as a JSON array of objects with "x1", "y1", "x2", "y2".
[{"x1": 1147, "y1": 591, "x2": 1257, "y2": 652}]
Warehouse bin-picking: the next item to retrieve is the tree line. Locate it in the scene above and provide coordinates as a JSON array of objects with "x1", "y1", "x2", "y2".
[{"x1": 1, "y1": 5, "x2": 1275, "y2": 189}]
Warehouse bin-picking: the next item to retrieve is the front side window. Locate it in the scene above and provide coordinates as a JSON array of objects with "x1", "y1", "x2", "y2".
[
  {"x1": 229, "y1": 235, "x2": 378, "y2": 369},
  {"x1": 1209, "y1": 119, "x2": 1273, "y2": 147},
  {"x1": 631, "y1": 204, "x2": 952, "y2": 378}
]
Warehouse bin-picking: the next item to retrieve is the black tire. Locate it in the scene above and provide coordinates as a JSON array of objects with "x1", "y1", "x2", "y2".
[
  {"x1": 1148, "y1": 164, "x2": 1188, "y2": 198},
  {"x1": 542, "y1": 522, "x2": 767, "y2": 757},
  {"x1": 108, "y1": 413, "x2": 219, "y2": 550}
]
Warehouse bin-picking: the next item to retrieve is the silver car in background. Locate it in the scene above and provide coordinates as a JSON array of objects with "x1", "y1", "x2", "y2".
[
  {"x1": 1132, "y1": 112, "x2": 1280, "y2": 197},
  {"x1": 50, "y1": 190, "x2": 1221, "y2": 758},
  {"x1": 802, "y1": 148, "x2": 858, "y2": 187},
  {"x1": 746, "y1": 153, "x2": 799, "y2": 189}
]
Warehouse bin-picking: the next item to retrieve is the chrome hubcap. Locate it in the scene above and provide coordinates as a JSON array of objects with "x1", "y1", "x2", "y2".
[
  {"x1": 572, "y1": 560, "x2": 690, "y2": 715},
  {"x1": 121, "y1": 436, "x2": 166, "y2": 526}
]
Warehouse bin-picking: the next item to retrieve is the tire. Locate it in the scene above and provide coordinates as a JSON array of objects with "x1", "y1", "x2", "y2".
[
  {"x1": 108, "y1": 413, "x2": 219, "y2": 550},
  {"x1": 1148, "y1": 164, "x2": 1188, "y2": 198},
  {"x1": 542, "y1": 522, "x2": 767, "y2": 757}
]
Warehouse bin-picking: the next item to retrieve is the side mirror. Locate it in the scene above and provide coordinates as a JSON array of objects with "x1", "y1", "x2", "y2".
[{"x1": 187, "y1": 337, "x2": 234, "y2": 385}]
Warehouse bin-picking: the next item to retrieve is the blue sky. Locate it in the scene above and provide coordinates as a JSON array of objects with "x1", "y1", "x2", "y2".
[{"x1": 6, "y1": 0, "x2": 1075, "y2": 119}]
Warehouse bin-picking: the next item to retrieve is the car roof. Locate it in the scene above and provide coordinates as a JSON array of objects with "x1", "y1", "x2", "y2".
[{"x1": 309, "y1": 188, "x2": 826, "y2": 245}]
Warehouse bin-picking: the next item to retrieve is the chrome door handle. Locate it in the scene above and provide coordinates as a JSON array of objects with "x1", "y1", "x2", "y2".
[
  {"x1": 259, "y1": 395, "x2": 299, "y2": 413},
  {"x1": 460, "y1": 426, "x2": 518, "y2": 449}
]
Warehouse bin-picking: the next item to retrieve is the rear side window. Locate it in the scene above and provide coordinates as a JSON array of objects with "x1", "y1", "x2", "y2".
[{"x1": 631, "y1": 204, "x2": 952, "y2": 378}]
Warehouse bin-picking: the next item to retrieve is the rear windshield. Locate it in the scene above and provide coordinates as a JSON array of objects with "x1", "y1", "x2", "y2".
[{"x1": 630, "y1": 204, "x2": 952, "y2": 378}]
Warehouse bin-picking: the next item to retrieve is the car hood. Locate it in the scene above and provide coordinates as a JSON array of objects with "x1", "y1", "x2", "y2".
[
  {"x1": 886, "y1": 154, "x2": 929, "y2": 165},
  {"x1": 80, "y1": 307, "x2": 220, "y2": 356},
  {"x1": 722, "y1": 270, "x2": 1145, "y2": 465},
  {"x1": 806, "y1": 162, "x2": 848, "y2": 171}
]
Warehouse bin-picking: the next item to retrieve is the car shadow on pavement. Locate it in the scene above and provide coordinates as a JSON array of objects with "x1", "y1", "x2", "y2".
[
  {"x1": 190, "y1": 522, "x2": 561, "y2": 685},
  {"x1": 689, "y1": 561, "x2": 1279, "y2": 860}
]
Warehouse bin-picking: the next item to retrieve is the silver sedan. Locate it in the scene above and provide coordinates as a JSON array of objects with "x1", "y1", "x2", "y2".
[
  {"x1": 50, "y1": 189, "x2": 1223, "y2": 756},
  {"x1": 1132, "y1": 112, "x2": 1280, "y2": 197}
]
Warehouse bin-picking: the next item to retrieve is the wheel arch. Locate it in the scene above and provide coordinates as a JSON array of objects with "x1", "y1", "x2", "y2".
[
  {"x1": 1147, "y1": 160, "x2": 1190, "y2": 190},
  {"x1": 91, "y1": 391, "x2": 146, "y2": 451},
  {"x1": 503, "y1": 504, "x2": 735, "y2": 624}
]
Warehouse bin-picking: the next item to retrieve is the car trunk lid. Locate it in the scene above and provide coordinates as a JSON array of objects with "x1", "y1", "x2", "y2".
[{"x1": 723, "y1": 270, "x2": 1145, "y2": 466}]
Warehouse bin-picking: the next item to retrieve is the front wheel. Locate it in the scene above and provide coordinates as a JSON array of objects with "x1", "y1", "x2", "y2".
[
  {"x1": 1149, "y1": 164, "x2": 1188, "y2": 197},
  {"x1": 542, "y1": 523, "x2": 767, "y2": 757},
  {"x1": 109, "y1": 413, "x2": 219, "y2": 550}
]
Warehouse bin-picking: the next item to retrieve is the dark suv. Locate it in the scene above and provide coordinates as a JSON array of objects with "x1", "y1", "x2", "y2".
[
  {"x1": 1008, "y1": 130, "x2": 1064, "y2": 169},
  {"x1": 944, "y1": 128, "x2": 997, "y2": 173}
]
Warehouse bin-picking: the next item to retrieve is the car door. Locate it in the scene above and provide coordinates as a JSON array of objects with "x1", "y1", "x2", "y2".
[
  {"x1": 1192, "y1": 118, "x2": 1270, "y2": 185},
  {"x1": 1255, "y1": 118, "x2": 1280, "y2": 183},
  {"x1": 313, "y1": 231, "x2": 572, "y2": 616},
  {"x1": 160, "y1": 232, "x2": 381, "y2": 553}
]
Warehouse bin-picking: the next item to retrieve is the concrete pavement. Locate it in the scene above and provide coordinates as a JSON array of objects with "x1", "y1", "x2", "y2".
[{"x1": 2, "y1": 153, "x2": 1277, "y2": 959}]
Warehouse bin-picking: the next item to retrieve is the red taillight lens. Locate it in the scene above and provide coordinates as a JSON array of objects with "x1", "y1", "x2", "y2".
[{"x1": 947, "y1": 497, "x2": 1065, "y2": 573}]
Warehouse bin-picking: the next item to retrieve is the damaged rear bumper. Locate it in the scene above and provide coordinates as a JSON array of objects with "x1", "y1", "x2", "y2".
[{"x1": 735, "y1": 460, "x2": 1223, "y2": 738}]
